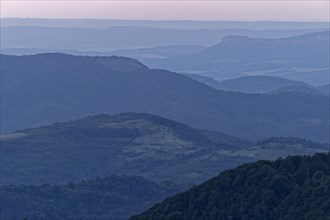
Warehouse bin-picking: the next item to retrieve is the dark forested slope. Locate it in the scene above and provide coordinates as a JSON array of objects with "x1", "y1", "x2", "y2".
[{"x1": 131, "y1": 153, "x2": 330, "y2": 220}]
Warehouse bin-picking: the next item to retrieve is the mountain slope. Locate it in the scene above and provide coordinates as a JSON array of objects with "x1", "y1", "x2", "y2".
[
  {"x1": 146, "y1": 31, "x2": 330, "y2": 85},
  {"x1": 185, "y1": 74, "x2": 326, "y2": 95},
  {"x1": 2, "y1": 113, "x2": 327, "y2": 186},
  {"x1": 1, "y1": 112, "x2": 254, "y2": 185},
  {"x1": 1, "y1": 53, "x2": 329, "y2": 142},
  {"x1": 131, "y1": 153, "x2": 330, "y2": 220},
  {"x1": 216, "y1": 76, "x2": 310, "y2": 93},
  {"x1": 317, "y1": 84, "x2": 330, "y2": 95},
  {"x1": 0, "y1": 175, "x2": 183, "y2": 220},
  {"x1": 267, "y1": 85, "x2": 326, "y2": 96}
]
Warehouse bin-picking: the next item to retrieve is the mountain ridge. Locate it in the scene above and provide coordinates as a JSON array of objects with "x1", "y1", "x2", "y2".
[
  {"x1": 145, "y1": 31, "x2": 330, "y2": 85},
  {"x1": 1, "y1": 53, "x2": 329, "y2": 142}
]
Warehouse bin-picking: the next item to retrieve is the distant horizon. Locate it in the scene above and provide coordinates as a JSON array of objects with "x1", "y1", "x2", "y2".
[
  {"x1": 1, "y1": 1, "x2": 329, "y2": 22},
  {"x1": 1, "y1": 17, "x2": 330, "y2": 23}
]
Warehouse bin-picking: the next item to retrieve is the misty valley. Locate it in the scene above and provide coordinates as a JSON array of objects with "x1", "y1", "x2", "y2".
[{"x1": 0, "y1": 18, "x2": 329, "y2": 220}]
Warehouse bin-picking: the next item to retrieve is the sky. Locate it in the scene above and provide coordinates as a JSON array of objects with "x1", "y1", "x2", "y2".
[{"x1": 0, "y1": 0, "x2": 329, "y2": 22}]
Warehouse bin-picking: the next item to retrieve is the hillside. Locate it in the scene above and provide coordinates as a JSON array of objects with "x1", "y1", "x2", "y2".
[
  {"x1": 0, "y1": 175, "x2": 183, "y2": 220},
  {"x1": 147, "y1": 31, "x2": 330, "y2": 85},
  {"x1": 267, "y1": 85, "x2": 325, "y2": 96},
  {"x1": 131, "y1": 153, "x2": 330, "y2": 220},
  {"x1": 215, "y1": 76, "x2": 310, "y2": 93},
  {"x1": 1, "y1": 113, "x2": 327, "y2": 186},
  {"x1": 0, "y1": 113, "x2": 253, "y2": 185},
  {"x1": 1, "y1": 53, "x2": 329, "y2": 142},
  {"x1": 318, "y1": 84, "x2": 330, "y2": 95},
  {"x1": 185, "y1": 74, "x2": 325, "y2": 95}
]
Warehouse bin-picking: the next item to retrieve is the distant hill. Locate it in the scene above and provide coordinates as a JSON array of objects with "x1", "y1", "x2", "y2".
[
  {"x1": 2, "y1": 24, "x2": 328, "y2": 52},
  {"x1": 1, "y1": 45, "x2": 206, "y2": 59},
  {"x1": 198, "y1": 31, "x2": 329, "y2": 65},
  {"x1": 216, "y1": 76, "x2": 310, "y2": 93},
  {"x1": 109, "y1": 45, "x2": 206, "y2": 59},
  {"x1": 1, "y1": 113, "x2": 327, "y2": 186},
  {"x1": 0, "y1": 175, "x2": 183, "y2": 220},
  {"x1": 2, "y1": 18, "x2": 329, "y2": 30},
  {"x1": 317, "y1": 84, "x2": 330, "y2": 95},
  {"x1": 184, "y1": 74, "x2": 326, "y2": 95},
  {"x1": 182, "y1": 73, "x2": 224, "y2": 90},
  {"x1": 1, "y1": 53, "x2": 329, "y2": 142},
  {"x1": 131, "y1": 153, "x2": 330, "y2": 220},
  {"x1": 231, "y1": 137, "x2": 329, "y2": 160},
  {"x1": 267, "y1": 85, "x2": 326, "y2": 96},
  {"x1": 146, "y1": 31, "x2": 330, "y2": 85},
  {"x1": 1, "y1": 45, "x2": 206, "y2": 60}
]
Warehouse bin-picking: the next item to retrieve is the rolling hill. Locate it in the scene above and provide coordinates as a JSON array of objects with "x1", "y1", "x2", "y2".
[
  {"x1": 0, "y1": 112, "x2": 253, "y2": 185},
  {"x1": 184, "y1": 74, "x2": 327, "y2": 95},
  {"x1": 1, "y1": 113, "x2": 327, "y2": 186},
  {"x1": 216, "y1": 76, "x2": 310, "y2": 93},
  {"x1": 131, "y1": 153, "x2": 330, "y2": 220},
  {"x1": 1, "y1": 53, "x2": 329, "y2": 142},
  {"x1": 192, "y1": 75, "x2": 311, "y2": 93}
]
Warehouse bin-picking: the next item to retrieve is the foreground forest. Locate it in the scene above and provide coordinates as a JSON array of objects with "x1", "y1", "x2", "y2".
[
  {"x1": 131, "y1": 153, "x2": 330, "y2": 220},
  {"x1": 2, "y1": 153, "x2": 328, "y2": 220},
  {"x1": 0, "y1": 175, "x2": 183, "y2": 220}
]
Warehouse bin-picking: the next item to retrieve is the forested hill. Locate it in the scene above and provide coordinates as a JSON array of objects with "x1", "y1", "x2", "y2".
[
  {"x1": 131, "y1": 153, "x2": 330, "y2": 220},
  {"x1": 0, "y1": 112, "x2": 253, "y2": 185},
  {"x1": 3, "y1": 112, "x2": 326, "y2": 186},
  {"x1": 0, "y1": 175, "x2": 183, "y2": 220}
]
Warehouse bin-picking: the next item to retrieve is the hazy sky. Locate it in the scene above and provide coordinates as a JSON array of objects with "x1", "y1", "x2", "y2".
[{"x1": 1, "y1": 0, "x2": 329, "y2": 22}]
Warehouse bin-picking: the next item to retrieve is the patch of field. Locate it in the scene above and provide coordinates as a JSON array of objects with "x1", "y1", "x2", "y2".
[{"x1": 0, "y1": 133, "x2": 26, "y2": 141}]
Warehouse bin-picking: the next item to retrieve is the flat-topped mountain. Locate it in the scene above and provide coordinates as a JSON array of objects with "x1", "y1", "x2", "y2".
[
  {"x1": 131, "y1": 153, "x2": 330, "y2": 220},
  {"x1": 200, "y1": 31, "x2": 329, "y2": 64},
  {"x1": 1, "y1": 53, "x2": 329, "y2": 142},
  {"x1": 146, "y1": 31, "x2": 330, "y2": 85},
  {"x1": 1, "y1": 53, "x2": 148, "y2": 72},
  {"x1": 165, "y1": 31, "x2": 329, "y2": 66}
]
